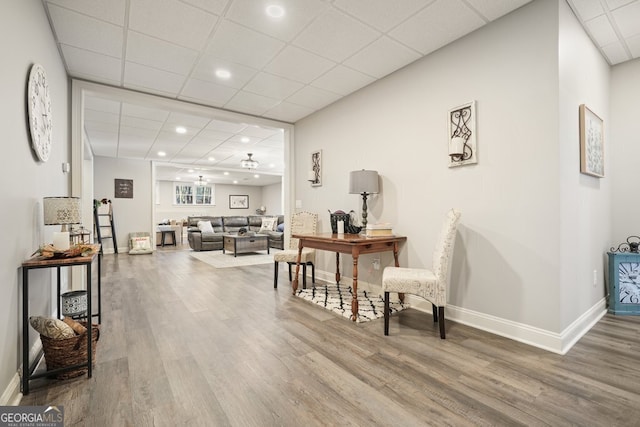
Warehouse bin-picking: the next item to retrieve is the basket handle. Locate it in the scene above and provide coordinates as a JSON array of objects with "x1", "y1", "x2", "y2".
[{"x1": 72, "y1": 325, "x2": 100, "y2": 350}]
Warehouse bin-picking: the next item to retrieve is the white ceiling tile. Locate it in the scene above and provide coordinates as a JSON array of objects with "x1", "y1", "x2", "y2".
[
  {"x1": 293, "y1": 9, "x2": 381, "y2": 62},
  {"x1": 585, "y1": 15, "x2": 619, "y2": 46},
  {"x1": 206, "y1": 119, "x2": 247, "y2": 134},
  {"x1": 175, "y1": 144, "x2": 214, "y2": 158},
  {"x1": 191, "y1": 56, "x2": 259, "y2": 89},
  {"x1": 389, "y1": 0, "x2": 485, "y2": 55},
  {"x1": 166, "y1": 112, "x2": 211, "y2": 128},
  {"x1": 126, "y1": 31, "x2": 199, "y2": 75},
  {"x1": 206, "y1": 20, "x2": 285, "y2": 69},
  {"x1": 343, "y1": 36, "x2": 420, "y2": 78},
  {"x1": 45, "y1": 0, "x2": 127, "y2": 24},
  {"x1": 129, "y1": 0, "x2": 217, "y2": 50},
  {"x1": 85, "y1": 121, "x2": 119, "y2": 133},
  {"x1": 311, "y1": 65, "x2": 375, "y2": 95},
  {"x1": 625, "y1": 33, "x2": 640, "y2": 57},
  {"x1": 263, "y1": 102, "x2": 315, "y2": 122},
  {"x1": 226, "y1": 0, "x2": 329, "y2": 42},
  {"x1": 120, "y1": 116, "x2": 164, "y2": 131},
  {"x1": 85, "y1": 109, "x2": 120, "y2": 125},
  {"x1": 121, "y1": 103, "x2": 170, "y2": 121},
  {"x1": 567, "y1": 0, "x2": 605, "y2": 21},
  {"x1": 48, "y1": 4, "x2": 123, "y2": 57},
  {"x1": 180, "y1": 0, "x2": 229, "y2": 15},
  {"x1": 601, "y1": 40, "x2": 630, "y2": 63},
  {"x1": 225, "y1": 91, "x2": 281, "y2": 115},
  {"x1": 286, "y1": 86, "x2": 341, "y2": 110},
  {"x1": 611, "y1": 1, "x2": 640, "y2": 37},
  {"x1": 124, "y1": 62, "x2": 186, "y2": 95},
  {"x1": 605, "y1": 0, "x2": 637, "y2": 9},
  {"x1": 244, "y1": 73, "x2": 304, "y2": 99},
  {"x1": 464, "y1": 0, "x2": 531, "y2": 21},
  {"x1": 264, "y1": 46, "x2": 336, "y2": 83},
  {"x1": 61, "y1": 45, "x2": 122, "y2": 83},
  {"x1": 190, "y1": 132, "x2": 230, "y2": 144},
  {"x1": 333, "y1": 0, "x2": 432, "y2": 32},
  {"x1": 85, "y1": 97, "x2": 121, "y2": 114},
  {"x1": 90, "y1": 141, "x2": 118, "y2": 157},
  {"x1": 240, "y1": 125, "x2": 281, "y2": 139},
  {"x1": 180, "y1": 78, "x2": 238, "y2": 106}
]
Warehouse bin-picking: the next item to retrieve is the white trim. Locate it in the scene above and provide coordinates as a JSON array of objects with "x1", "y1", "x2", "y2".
[
  {"x1": 0, "y1": 374, "x2": 22, "y2": 406},
  {"x1": 312, "y1": 269, "x2": 606, "y2": 354}
]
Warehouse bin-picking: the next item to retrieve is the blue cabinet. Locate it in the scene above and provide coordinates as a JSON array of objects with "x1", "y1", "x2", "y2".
[{"x1": 608, "y1": 252, "x2": 640, "y2": 315}]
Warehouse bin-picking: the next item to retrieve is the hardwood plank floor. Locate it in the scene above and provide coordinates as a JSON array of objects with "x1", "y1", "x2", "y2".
[{"x1": 21, "y1": 247, "x2": 640, "y2": 426}]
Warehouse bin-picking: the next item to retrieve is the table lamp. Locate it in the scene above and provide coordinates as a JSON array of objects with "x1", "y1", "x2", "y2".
[
  {"x1": 349, "y1": 169, "x2": 379, "y2": 230},
  {"x1": 43, "y1": 196, "x2": 81, "y2": 250}
]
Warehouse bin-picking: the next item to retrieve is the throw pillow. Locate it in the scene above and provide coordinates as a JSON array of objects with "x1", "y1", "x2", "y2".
[
  {"x1": 131, "y1": 236, "x2": 151, "y2": 250},
  {"x1": 62, "y1": 316, "x2": 87, "y2": 335},
  {"x1": 29, "y1": 316, "x2": 76, "y2": 339},
  {"x1": 197, "y1": 220, "x2": 214, "y2": 233},
  {"x1": 260, "y1": 217, "x2": 277, "y2": 233},
  {"x1": 277, "y1": 223, "x2": 285, "y2": 232}
]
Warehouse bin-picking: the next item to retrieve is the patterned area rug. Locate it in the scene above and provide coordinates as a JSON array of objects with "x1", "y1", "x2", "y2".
[
  {"x1": 190, "y1": 250, "x2": 276, "y2": 268},
  {"x1": 296, "y1": 283, "x2": 409, "y2": 323}
]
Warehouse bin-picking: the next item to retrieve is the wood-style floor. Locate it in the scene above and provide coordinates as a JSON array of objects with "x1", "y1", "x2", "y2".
[{"x1": 21, "y1": 245, "x2": 640, "y2": 426}]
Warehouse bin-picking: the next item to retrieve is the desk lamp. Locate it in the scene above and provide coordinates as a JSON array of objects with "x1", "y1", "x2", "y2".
[{"x1": 349, "y1": 170, "x2": 379, "y2": 231}]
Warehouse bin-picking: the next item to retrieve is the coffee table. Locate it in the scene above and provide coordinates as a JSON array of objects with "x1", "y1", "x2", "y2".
[{"x1": 222, "y1": 233, "x2": 269, "y2": 257}]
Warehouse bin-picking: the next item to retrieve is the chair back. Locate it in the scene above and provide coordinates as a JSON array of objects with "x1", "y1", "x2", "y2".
[
  {"x1": 432, "y1": 209, "x2": 461, "y2": 285},
  {"x1": 288, "y1": 211, "x2": 318, "y2": 250}
]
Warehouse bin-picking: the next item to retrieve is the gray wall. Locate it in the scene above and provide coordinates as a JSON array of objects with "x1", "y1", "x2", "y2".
[{"x1": 0, "y1": 1, "x2": 70, "y2": 403}]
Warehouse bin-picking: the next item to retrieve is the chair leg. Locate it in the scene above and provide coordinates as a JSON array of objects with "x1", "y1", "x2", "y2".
[
  {"x1": 302, "y1": 264, "x2": 307, "y2": 288},
  {"x1": 274, "y1": 261, "x2": 279, "y2": 288},
  {"x1": 432, "y1": 303, "x2": 438, "y2": 322},
  {"x1": 288, "y1": 263, "x2": 292, "y2": 282},
  {"x1": 384, "y1": 292, "x2": 390, "y2": 336},
  {"x1": 310, "y1": 262, "x2": 315, "y2": 284},
  {"x1": 438, "y1": 306, "x2": 446, "y2": 339}
]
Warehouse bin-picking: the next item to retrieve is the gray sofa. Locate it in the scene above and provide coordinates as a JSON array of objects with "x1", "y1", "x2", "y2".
[{"x1": 187, "y1": 215, "x2": 284, "y2": 251}]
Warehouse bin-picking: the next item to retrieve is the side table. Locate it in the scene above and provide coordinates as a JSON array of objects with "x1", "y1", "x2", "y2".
[{"x1": 21, "y1": 244, "x2": 101, "y2": 394}]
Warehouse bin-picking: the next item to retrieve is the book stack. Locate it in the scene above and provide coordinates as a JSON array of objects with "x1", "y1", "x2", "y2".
[{"x1": 365, "y1": 223, "x2": 394, "y2": 237}]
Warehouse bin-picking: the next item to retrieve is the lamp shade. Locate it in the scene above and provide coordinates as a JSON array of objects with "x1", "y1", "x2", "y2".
[
  {"x1": 349, "y1": 170, "x2": 379, "y2": 194},
  {"x1": 43, "y1": 197, "x2": 81, "y2": 225}
]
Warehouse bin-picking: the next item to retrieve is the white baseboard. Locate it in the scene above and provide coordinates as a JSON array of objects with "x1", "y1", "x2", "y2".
[
  {"x1": 313, "y1": 269, "x2": 606, "y2": 354},
  {"x1": 1, "y1": 339, "x2": 43, "y2": 406}
]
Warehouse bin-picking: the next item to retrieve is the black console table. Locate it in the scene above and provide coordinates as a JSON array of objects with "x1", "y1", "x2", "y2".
[{"x1": 21, "y1": 245, "x2": 101, "y2": 395}]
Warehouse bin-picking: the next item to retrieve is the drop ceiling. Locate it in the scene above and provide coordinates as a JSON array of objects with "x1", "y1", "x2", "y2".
[{"x1": 43, "y1": 0, "x2": 639, "y2": 185}]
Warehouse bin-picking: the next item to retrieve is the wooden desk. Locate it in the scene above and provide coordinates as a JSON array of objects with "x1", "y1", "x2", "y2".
[
  {"x1": 291, "y1": 233, "x2": 406, "y2": 321},
  {"x1": 21, "y1": 245, "x2": 101, "y2": 395}
]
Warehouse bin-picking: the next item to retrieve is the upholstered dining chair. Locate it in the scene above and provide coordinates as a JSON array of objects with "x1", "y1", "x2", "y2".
[
  {"x1": 382, "y1": 209, "x2": 461, "y2": 339},
  {"x1": 274, "y1": 211, "x2": 318, "y2": 289}
]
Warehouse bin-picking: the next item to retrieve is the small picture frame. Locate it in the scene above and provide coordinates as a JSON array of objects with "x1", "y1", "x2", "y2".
[
  {"x1": 114, "y1": 179, "x2": 133, "y2": 198},
  {"x1": 229, "y1": 195, "x2": 249, "y2": 209},
  {"x1": 311, "y1": 150, "x2": 322, "y2": 187},
  {"x1": 579, "y1": 104, "x2": 604, "y2": 178}
]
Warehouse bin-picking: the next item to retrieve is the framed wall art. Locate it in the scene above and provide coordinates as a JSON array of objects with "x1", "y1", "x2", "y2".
[
  {"x1": 114, "y1": 179, "x2": 133, "y2": 198},
  {"x1": 229, "y1": 194, "x2": 249, "y2": 209},
  {"x1": 311, "y1": 150, "x2": 322, "y2": 187},
  {"x1": 448, "y1": 100, "x2": 477, "y2": 167},
  {"x1": 579, "y1": 104, "x2": 604, "y2": 178}
]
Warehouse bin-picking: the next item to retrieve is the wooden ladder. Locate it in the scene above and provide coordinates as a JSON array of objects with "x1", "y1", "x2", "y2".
[{"x1": 93, "y1": 200, "x2": 118, "y2": 253}]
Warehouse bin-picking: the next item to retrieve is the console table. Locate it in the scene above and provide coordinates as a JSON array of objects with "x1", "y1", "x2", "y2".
[
  {"x1": 291, "y1": 233, "x2": 406, "y2": 321},
  {"x1": 21, "y1": 245, "x2": 101, "y2": 394}
]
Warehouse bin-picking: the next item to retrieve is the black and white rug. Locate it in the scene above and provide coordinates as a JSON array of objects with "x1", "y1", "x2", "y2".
[{"x1": 296, "y1": 283, "x2": 408, "y2": 323}]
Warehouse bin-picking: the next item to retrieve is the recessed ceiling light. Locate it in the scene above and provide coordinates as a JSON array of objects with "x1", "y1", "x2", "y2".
[
  {"x1": 158, "y1": 151, "x2": 166, "y2": 157},
  {"x1": 266, "y1": 4, "x2": 285, "y2": 18},
  {"x1": 176, "y1": 177, "x2": 181, "y2": 180},
  {"x1": 233, "y1": 180, "x2": 238, "y2": 184},
  {"x1": 176, "y1": 126, "x2": 186, "y2": 134},
  {"x1": 240, "y1": 137, "x2": 250, "y2": 143},
  {"x1": 188, "y1": 169, "x2": 194, "y2": 173},
  {"x1": 254, "y1": 174, "x2": 260, "y2": 178},
  {"x1": 208, "y1": 157, "x2": 215, "y2": 161},
  {"x1": 215, "y1": 69, "x2": 231, "y2": 79},
  {"x1": 269, "y1": 163, "x2": 275, "y2": 168},
  {"x1": 224, "y1": 171, "x2": 229, "y2": 176}
]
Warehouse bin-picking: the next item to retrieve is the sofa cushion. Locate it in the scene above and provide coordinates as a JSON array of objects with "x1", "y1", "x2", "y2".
[
  {"x1": 197, "y1": 220, "x2": 214, "y2": 233},
  {"x1": 223, "y1": 216, "x2": 249, "y2": 233}
]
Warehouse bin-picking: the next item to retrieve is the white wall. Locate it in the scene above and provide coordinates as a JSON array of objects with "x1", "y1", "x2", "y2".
[
  {"x1": 294, "y1": 0, "x2": 606, "y2": 346},
  {"x1": 94, "y1": 157, "x2": 153, "y2": 253},
  {"x1": 610, "y1": 58, "x2": 640, "y2": 244},
  {"x1": 0, "y1": 1, "x2": 70, "y2": 403},
  {"x1": 261, "y1": 182, "x2": 283, "y2": 215},
  {"x1": 155, "y1": 180, "x2": 278, "y2": 220},
  {"x1": 557, "y1": 0, "x2": 611, "y2": 332}
]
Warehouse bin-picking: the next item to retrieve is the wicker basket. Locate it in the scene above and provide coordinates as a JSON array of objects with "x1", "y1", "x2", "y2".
[
  {"x1": 40, "y1": 322, "x2": 99, "y2": 380},
  {"x1": 330, "y1": 212, "x2": 362, "y2": 234}
]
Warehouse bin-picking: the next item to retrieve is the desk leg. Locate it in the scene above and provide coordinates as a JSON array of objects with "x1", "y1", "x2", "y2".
[
  {"x1": 351, "y1": 251, "x2": 359, "y2": 321},
  {"x1": 393, "y1": 242, "x2": 405, "y2": 303},
  {"x1": 292, "y1": 242, "x2": 303, "y2": 295},
  {"x1": 86, "y1": 263, "x2": 92, "y2": 378},
  {"x1": 335, "y1": 252, "x2": 341, "y2": 284},
  {"x1": 22, "y1": 268, "x2": 29, "y2": 395},
  {"x1": 56, "y1": 267, "x2": 61, "y2": 317},
  {"x1": 98, "y1": 253, "x2": 102, "y2": 324}
]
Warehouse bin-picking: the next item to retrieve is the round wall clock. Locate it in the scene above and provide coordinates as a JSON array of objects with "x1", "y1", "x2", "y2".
[{"x1": 27, "y1": 63, "x2": 52, "y2": 162}]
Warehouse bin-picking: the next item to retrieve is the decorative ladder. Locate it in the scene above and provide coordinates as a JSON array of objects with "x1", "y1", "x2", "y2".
[{"x1": 93, "y1": 200, "x2": 118, "y2": 253}]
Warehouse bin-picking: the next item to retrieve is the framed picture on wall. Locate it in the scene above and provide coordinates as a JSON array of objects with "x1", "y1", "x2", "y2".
[
  {"x1": 311, "y1": 150, "x2": 322, "y2": 187},
  {"x1": 579, "y1": 104, "x2": 604, "y2": 178},
  {"x1": 114, "y1": 179, "x2": 133, "y2": 198},
  {"x1": 229, "y1": 194, "x2": 249, "y2": 209}
]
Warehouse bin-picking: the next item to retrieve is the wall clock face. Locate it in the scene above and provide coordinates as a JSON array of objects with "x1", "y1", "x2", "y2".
[
  {"x1": 27, "y1": 63, "x2": 52, "y2": 162},
  {"x1": 618, "y1": 262, "x2": 640, "y2": 304}
]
